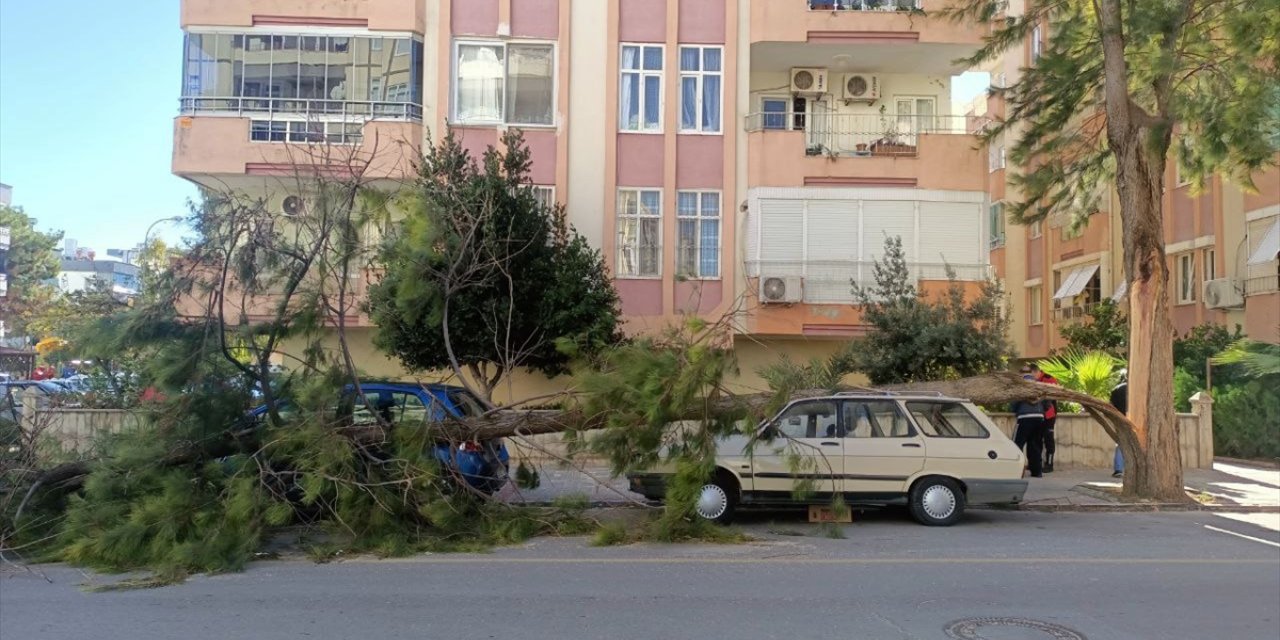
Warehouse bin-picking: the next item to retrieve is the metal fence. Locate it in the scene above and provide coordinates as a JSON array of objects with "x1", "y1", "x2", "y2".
[
  {"x1": 744, "y1": 112, "x2": 971, "y2": 157},
  {"x1": 1243, "y1": 275, "x2": 1279, "y2": 296},
  {"x1": 179, "y1": 97, "x2": 423, "y2": 121},
  {"x1": 748, "y1": 260, "x2": 990, "y2": 304}
]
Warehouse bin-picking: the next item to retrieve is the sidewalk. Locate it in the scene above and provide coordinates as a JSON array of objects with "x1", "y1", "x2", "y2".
[{"x1": 498, "y1": 458, "x2": 1280, "y2": 512}]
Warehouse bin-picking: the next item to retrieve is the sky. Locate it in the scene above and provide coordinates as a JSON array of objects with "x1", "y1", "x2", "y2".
[
  {"x1": 0, "y1": 2, "x2": 991, "y2": 255},
  {"x1": 0, "y1": 1, "x2": 196, "y2": 252}
]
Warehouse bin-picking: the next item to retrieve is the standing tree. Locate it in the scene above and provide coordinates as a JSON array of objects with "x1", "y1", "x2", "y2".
[
  {"x1": 950, "y1": 0, "x2": 1279, "y2": 498},
  {"x1": 848, "y1": 236, "x2": 1012, "y2": 384},
  {"x1": 370, "y1": 131, "x2": 622, "y2": 404},
  {"x1": 0, "y1": 204, "x2": 63, "y2": 336},
  {"x1": 1058, "y1": 300, "x2": 1128, "y2": 359}
]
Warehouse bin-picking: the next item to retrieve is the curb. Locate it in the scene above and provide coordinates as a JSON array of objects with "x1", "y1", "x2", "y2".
[{"x1": 976, "y1": 503, "x2": 1280, "y2": 514}]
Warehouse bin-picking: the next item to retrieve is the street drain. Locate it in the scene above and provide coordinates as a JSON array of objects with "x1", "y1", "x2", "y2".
[{"x1": 944, "y1": 617, "x2": 1088, "y2": 640}]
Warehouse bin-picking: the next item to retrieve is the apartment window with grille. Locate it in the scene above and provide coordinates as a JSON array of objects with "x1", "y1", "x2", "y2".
[
  {"x1": 677, "y1": 191, "x2": 721, "y2": 278},
  {"x1": 1177, "y1": 252, "x2": 1197, "y2": 304},
  {"x1": 453, "y1": 41, "x2": 556, "y2": 126},
  {"x1": 1028, "y1": 285, "x2": 1043, "y2": 325},
  {"x1": 679, "y1": 46, "x2": 722, "y2": 133},
  {"x1": 1202, "y1": 247, "x2": 1216, "y2": 281},
  {"x1": 989, "y1": 202, "x2": 1006, "y2": 248},
  {"x1": 620, "y1": 44, "x2": 664, "y2": 132},
  {"x1": 617, "y1": 189, "x2": 662, "y2": 277}
]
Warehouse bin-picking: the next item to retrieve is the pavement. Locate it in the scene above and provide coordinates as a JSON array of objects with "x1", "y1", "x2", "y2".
[
  {"x1": 499, "y1": 458, "x2": 1280, "y2": 512},
  {"x1": 3, "y1": 511, "x2": 1278, "y2": 640}
]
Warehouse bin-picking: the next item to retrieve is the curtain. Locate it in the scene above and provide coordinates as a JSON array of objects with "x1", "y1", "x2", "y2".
[
  {"x1": 457, "y1": 45, "x2": 504, "y2": 123},
  {"x1": 643, "y1": 76, "x2": 661, "y2": 130},
  {"x1": 701, "y1": 75, "x2": 721, "y2": 132},
  {"x1": 640, "y1": 219, "x2": 660, "y2": 275},
  {"x1": 620, "y1": 46, "x2": 639, "y2": 129},
  {"x1": 506, "y1": 45, "x2": 553, "y2": 125},
  {"x1": 681, "y1": 77, "x2": 698, "y2": 130}
]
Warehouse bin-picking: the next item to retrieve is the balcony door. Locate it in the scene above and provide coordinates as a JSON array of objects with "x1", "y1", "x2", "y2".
[{"x1": 892, "y1": 96, "x2": 937, "y2": 147}]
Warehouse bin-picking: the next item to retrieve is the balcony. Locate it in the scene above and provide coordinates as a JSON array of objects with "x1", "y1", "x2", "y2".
[
  {"x1": 745, "y1": 113, "x2": 985, "y2": 191},
  {"x1": 751, "y1": 0, "x2": 985, "y2": 70},
  {"x1": 181, "y1": 0, "x2": 425, "y2": 32}
]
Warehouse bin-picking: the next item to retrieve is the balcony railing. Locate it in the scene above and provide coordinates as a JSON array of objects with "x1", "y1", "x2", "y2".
[
  {"x1": 1243, "y1": 275, "x2": 1280, "y2": 296},
  {"x1": 180, "y1": 97, "x2": 423, "y2": 122},
  {"x1": 747, "y1": 260, "x2": 989, "y2": 304},
  {"x1": 744, "y1": 112, "x2": 971, "y2": 158},
  {"x1": 809, "y1": 0, "x2": 923, "y2": 10}
]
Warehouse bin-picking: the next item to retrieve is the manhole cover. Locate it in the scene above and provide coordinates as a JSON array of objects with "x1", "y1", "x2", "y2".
[{"x1": 945, "y1": 617, "x2": 1088, "y2": 640}]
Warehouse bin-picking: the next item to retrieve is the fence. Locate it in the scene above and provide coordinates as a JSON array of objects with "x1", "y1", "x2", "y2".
[{"x1": 744, "y1": 113, "x2": 971, "y2": 157}]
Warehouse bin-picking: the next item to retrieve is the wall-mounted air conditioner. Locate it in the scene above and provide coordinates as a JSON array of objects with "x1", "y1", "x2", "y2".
[
  {"x1": 842, "y1": 74, "x2": 880, "y2": 103},
  {"x1": 790, "y1": 68, "x2": 829, "y2": 97},
  {"x1": 1203, "y1": 279, "x2": 1244, "y2": 309},
  {"x1": 760, "y1": 275, "x2": 803, "y2": 304}
]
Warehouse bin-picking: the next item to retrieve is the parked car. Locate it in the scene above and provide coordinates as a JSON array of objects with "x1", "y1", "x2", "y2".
[
  {"x1": 1, "y1": 380, "x2": 71, "y2": 408},
  {"x1": 627, "y1": 392, "x2": 1028, "y2": 526},
  {"x1": 249, "y1": 382, "x2": 510, "y2": 495}
]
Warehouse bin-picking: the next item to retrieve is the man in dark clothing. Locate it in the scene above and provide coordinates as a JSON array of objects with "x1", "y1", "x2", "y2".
[
  {"x1": 1109, "y1": 372, "x2": 1128, "y2": 478},
  {"x1": 1035, "y1": 365, "x2": 1060, "y2": 472},
  {"x1": 1012, "y1": 366, "x2": 1050, "y2": 477}
]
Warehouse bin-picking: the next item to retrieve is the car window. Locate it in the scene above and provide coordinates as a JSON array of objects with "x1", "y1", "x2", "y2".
[
  {"x1": 774, "y1": 401, "x2": 840, "y2": 439},
  {"x1": 905, "y1": 401, "x2": 990, "y2": 438},
  {"x1": 356, "y1": 391, "x2": 429, "y2": 427},
  {"x1": 448, "y1": 390, "x2": 485, "y2": 418},
  {"x1": 842, "y1": 400, "x2": 913, "y2": 438}
]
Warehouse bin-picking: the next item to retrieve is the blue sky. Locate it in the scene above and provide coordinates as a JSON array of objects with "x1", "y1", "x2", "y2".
[
  {"x1": 0, "y1": 2, "x2": 990, "y2": 254},
  {"x1": 0, "y1": 1, "x2": 195, "y2": 251}
]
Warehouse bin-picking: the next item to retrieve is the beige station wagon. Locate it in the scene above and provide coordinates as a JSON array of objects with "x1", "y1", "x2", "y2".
[{"x1": 628, "y1": 392, "x2": 1028, "y2": 526}]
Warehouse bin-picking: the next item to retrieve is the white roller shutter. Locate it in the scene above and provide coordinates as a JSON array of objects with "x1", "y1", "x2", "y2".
[
  {"x1": 805, "y1": 200, "x2": 860, "y2": 303},
  {"x1": 919, "y1": 201, "x2": 982, "y2": 266},
  {"x1": 758, "y1": 199, "x2": 805, "y2": 276},
  {"x1": 862, "y1": 200, "x2": 916, "y2": 261}
]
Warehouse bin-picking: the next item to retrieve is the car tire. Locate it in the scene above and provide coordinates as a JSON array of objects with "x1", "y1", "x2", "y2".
[
  {"x1": 908, "y1": 476, "x2": 965, "y2": 527},
  {"x1": 694, "y1": 472, "x2": 738, "y2": 525}
]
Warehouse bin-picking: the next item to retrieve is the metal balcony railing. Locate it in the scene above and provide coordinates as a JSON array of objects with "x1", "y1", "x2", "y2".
[
  {"x1": 746, "y1": 260, "x2": 989, "y2": 304},
  {"x1": 809, "y1": 0, "x2": 924, "y2": 10},
  {"x1": 179, "y1": 97, "x2": 424, "y2": 122},
  {"x1": 744, "y1": 112, "x2": 971, "y2": 157},
  {"x1": 1243, "y1": 275, "x2": 1280, "y2": 296}
]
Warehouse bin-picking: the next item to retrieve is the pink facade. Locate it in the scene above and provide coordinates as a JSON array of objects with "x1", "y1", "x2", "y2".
[
  {"x1": 676, "y1": 137, "x2": 724, "y2": 189},
  {"x1": 675, "y1": 281, "x2": 723, "y2": 314},
  {"x1": 616, "y1": 279, "x2": 664, "y2": 316},
  {"x1": 1026, "y1": 236, "x2": 1044, "y2": 280},
  {"x1": 678, "y1": 0, "x2": 726, "y2": 44},
  {"x1": 454, "y1": 128, "x2": 499, "y2": 166},
  {"x1": 521, "y1": 130, "x2": 558, "y2": 185},
  {"x1": 452, "y1": 0, "x2": 499, "y2": 36},
  {"x1": 512, "y1": 0, "x2": 560, "y2": 38},
  {"x1": 1172, "y1": 302, "x2": 1198, "y2": 336},
  {"x1": 617, "y1": 135, "x2": 666, "y2": 187},
  {"x1": 1170, "y1": 188, "x2": 1196, "y2": 242},
  {"x1": 619, "y1": 0, "x2": 666, "y2": 42}
]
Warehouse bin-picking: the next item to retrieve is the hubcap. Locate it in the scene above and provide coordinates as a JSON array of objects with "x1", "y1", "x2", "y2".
[
  {"x1": 696, "y1": 484, "x2": 728, "y2": 520},
  {"x1": 921, "y1": 484, "x2": 957, "y2": 520}
]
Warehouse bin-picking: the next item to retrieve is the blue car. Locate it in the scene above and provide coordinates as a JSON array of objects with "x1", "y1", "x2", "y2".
[{"x1": 251, "y1": 382, "x2": 510, "y2": 495}]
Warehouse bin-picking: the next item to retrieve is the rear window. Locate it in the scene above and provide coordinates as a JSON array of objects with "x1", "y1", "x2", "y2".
[{"x1": 905, "y1": 402, "x2": 990, "y2": 438}]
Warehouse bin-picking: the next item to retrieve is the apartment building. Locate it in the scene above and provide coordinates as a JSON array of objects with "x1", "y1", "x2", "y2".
[
  {"x1": 171, "y1": 0, "x2": 999, "y2": 388},
  {"x1": 977, "y1": 7, "x2": 1280, "y2": 355}
]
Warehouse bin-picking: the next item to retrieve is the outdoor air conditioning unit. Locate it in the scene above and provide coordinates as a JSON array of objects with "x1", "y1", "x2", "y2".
[
  {"x1": 790, "y1": 68, "x2": 830, "y2": 97},
  {"x1": 1203, "y1": 278, "x2": 1244, "y2": 309},
  {"x1": 759, "y1": 275, "x2": 803, "y2": 304},
  {"x1": 280, "y1": 195, "x2": 305, "y2": 217},
  {"x1": 842, "y1": 74, "x2": 880, "y2": 103}
]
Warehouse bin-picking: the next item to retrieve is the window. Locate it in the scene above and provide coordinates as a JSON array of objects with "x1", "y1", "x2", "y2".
[
  {"x1": 1202, "y1": 248, "x2": 1216, "y2": 282},
  {"x1": 350, "y1": 391, "x2": 429, "y2": 428},
  {"x1": 1032, "y1": 26, "x2": 1043, "y2": 61},
  {"x1": 617, "y1": 189, "x2": 662, "y2": 277},
  {"x1": 998, "y1": 146, "x2": 1007, "y2": 169},
  {"x1": 1177, "y1": 252, "x2": 1197, "y2": 304},
  {"x1": 679, "y1": 46, "x2": 722, "y2": 133},
  {"x1": 989, "y1": 202, "x2": 1006, "y2": 247},
  {"x1": 529, "y1": 185, "x2": 555, "y2": 209},
  {"x1": 842, "y1": 401, "x2": 913, "y2": 438},
  {"x1": 620, "y1": 44, "x2": 664, "y2": 132},
  {"x1": 369, "y1": 78, "x2": 384, "y2": 101},
  {"x1": 773, "y1": 401, "x2": 840, "y2": 440},
  {"x1": 454, "y1": 42, "x2": 555, "y2": 126},
  {"x1": 761, "y1": 97, "x2": 789, "y2": 130},
  {"x1": 676, "y1": 192, "x2": 721, "y2": 278},
  {"x1": 250, "y1": 119, "x2": 363, "y2": 144},
  {"x1": 1028, "y1": 285, "x2": 1043, "y2": 325},
  {"x1": 988, "y1": 146, "x2": 998, "y2": 172},
  {"x1": 1030, "y1": 220, "x2": 1043, "y2": 239},
  {"x1": 894, "y1": 96, "x2": 938, "y2": 136},
  {"x1": 1175, "y1": 162, "x2": 1190, "y2": 187},
  {"x1": 905, "y1": 402, "x2": 991, "y2": 438}
]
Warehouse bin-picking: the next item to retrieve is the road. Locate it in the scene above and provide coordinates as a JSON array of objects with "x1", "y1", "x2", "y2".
[{"x1": 3, "y1": 510, "x2": 1278, "y2": 640}]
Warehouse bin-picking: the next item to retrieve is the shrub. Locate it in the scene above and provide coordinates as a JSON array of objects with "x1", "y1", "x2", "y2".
[{"x1": 1213, "y1": 381, "x2": 1280, "y2": 461}]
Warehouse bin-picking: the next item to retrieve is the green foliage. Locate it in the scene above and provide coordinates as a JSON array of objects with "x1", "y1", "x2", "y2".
[
  {"x1": 1058, "y1": 301, "x2": 1128, "y2": 359},
  {"x1": 1174, "y1": 323, "x2": 1246, "y2": 389},
  {"x1": 1213, "y1": 381, "x2": 1280, "y2": 460},
  {"x1": 1173, "y1": 367, "x2": 1199, "y2": 412},
  {"x1": 0, "y1": 204, "x2": 64, "y2": 335},
  {"x1": 370, "y1": 130, "x2": 622, "y2": 400},
  {"x1": 1212, "y1": 338, "x2": 1280, "y2": 380},
  {"x1": 1037, "y1": 349, "x2": 1124, "y2": 400},
  {"x1": 848, "y1": 236, "x2": 1012, "y2": 384}
]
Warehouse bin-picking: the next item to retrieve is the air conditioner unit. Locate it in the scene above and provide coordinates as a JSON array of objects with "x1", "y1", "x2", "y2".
[
  {"x1": 1203, "y1": 278, "x2": 1244, "y2": 309},
  {"x1": 759, "y1": 275, "x2": 803, "y2": 304},
  {"x1": 790, "y1": 68, "x2": 829, "y2": 97},
  {"x1": 842, "y1": 74, "x2": 880, "y2": 102},
  {"x1": 280, "y1": 194, "x2": 305, "y2": 217}
]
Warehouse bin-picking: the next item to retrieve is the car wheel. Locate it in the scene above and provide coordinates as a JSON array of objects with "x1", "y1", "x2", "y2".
[
  {"x1": 909, "y1": 476, "x2": 965, "y2": 526},
  {"x1": 694, "y1": 473, "x2": 738, "y2": 525}
]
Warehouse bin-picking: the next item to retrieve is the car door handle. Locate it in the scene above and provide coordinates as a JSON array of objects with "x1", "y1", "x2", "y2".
[
  {"x1": 820, "y1": 441, "x2": 840, "y2": 446},
  {"x1": 901, "y1": 443, "x2": 922, "y2": 448}
]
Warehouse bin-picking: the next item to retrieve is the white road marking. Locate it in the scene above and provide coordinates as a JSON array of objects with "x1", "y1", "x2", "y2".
[{"x1": 1204, "y1": 524, "x2": 1280, "y2": 549}]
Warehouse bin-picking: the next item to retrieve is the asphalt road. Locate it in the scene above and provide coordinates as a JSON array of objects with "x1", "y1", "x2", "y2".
[{"x1": 3, "y1": 511, "x2": 1278, "y2": 640}]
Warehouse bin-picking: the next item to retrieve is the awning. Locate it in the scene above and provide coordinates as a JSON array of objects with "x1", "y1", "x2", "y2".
[
  {"x1": 1247, "y1": 219, "x2": 1280, "y2": 265},
  {"x1": 1052, "y1": 263, "x2": 1100, "y2": 300},
  {"x1": 1110, "y1": 280, "x2": 1128, "y2": 302}
]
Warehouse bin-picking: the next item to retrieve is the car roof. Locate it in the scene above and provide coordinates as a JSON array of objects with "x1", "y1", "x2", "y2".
[
  {"x1": 800, "y1": 391, "x2": 971, "y2": 403},
  {"x1": 349, "y1": 381, "x2": 471, "y2": 393}
]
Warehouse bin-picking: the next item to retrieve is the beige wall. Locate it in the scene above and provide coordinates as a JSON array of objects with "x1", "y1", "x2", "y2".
[
  {"x1": 988, "y1": 410, "x2": 1213, "y2": 470},
  {"x1": 182, "y1": 0, "x2": 426, "y2": 32}
]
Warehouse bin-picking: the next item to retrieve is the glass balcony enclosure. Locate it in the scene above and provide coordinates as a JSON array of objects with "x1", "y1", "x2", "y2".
[{"x1": 181, "y1": 32, "x2": 424, "y2": 121}]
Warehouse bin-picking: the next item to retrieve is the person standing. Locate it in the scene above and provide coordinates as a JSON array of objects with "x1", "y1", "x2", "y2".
[
  {"x1": 1012, "y1": 366, "x2": 1050, "y2": 477},
  {"x1": 1109, "y1": 370, "x2": 1128, "y2": 478},
  {"x1": 1035, "y1": 364, "x2": 1060, "y2": 472}
]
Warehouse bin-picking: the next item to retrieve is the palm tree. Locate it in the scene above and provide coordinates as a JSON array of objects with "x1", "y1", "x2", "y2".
[
  {"x1": 1211, "y1": 337, "x2": 1280, "y2": 380},
  {"x1": 1037, "y1": 349, "x2": 1124, "y2": 400}
]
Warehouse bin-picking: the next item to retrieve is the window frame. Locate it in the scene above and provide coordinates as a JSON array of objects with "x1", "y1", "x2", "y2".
[
  {"x1": 675, "y1": 190, "x2": 722, "y2": 280},
  {"x1": 904, "y1": 401, "x2": 992, "y2": 439},
  {"x1": 770, "y1": 399, "x2": 842, "y2": 440},
  {"x1": 529, "y1": 185, "x2": 556, "y2": 209},
  {"x1": 616, "y1": 188, "x2": 664, "y2": 279},
  {"x1": 1176, "y1": 252, "x2": 1197, "y2": 304},
  {"x1": 1031, "y1": 25, "x2": 1044, "y2": 61},
  {"x1": 619, "y1": 43, "x2": 665, "y2": 134},
  {"x1": 452, "y1": 39, "x2": 558, "y2": 128},
  {"x1": 249, "y1": 118, "x2": 363, "y2": 145},
  {"x1": 1030, "y1": 220, "x2": 1043, "y2": 239},
  {"x1": 988, "y1": 201, "x2": 1006, "y2": 248},
  {"x1": 1028, "y1": 284, "x2": 1044, "y2": 325},
  {"x1": 678, "y1": 45, "x2": 724, "y2": 134},
  {"x1": 1202, "y1": 247, "x2": 1216, "y2": 282},
  {"x1": 841, "y1": 400, "x2": 916, "y2": 439}
]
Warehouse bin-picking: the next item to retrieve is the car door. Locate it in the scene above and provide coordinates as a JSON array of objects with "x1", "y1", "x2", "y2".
[
  {"x1": 751, "y1": 400, "x2": 843, "y2": 496},
  {"x1": 839, "y1": 399, "x2": 926, "y2": 494}
]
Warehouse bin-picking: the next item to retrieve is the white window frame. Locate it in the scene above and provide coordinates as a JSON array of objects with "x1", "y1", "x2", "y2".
[
  {"x1": 452, "y1": 39, "x2": 558, "y2": 127},
  {"x1": 678, "y1": 45, "x2": 723, "y2": 134},
  {"x1": 1032, "y1": 25, "x2": 1043, "y2": 61},
  {"x1": 1030, "y1": 220, "x2": 1043, "y2": 239},
  {"x1": 1028, "y1": 285, "x2": 1044, "y2": 325},
  {"x1": 616, "y1": 188, "x2": 663, "y2": 278},
  {"x1": 676, "y1": 190, "x2": 722, "y2": 279},
  {"x1": 1202, "y1": 247, "x2": 1216, "y2": 281},
  {"x1": 529, "y1": 185, "x2": 556, "y2": 209},
  {"x1": 998, "y1": 146, "x2": 1007, "y2": 169},
  {"x1": 989, "y1": 201, "x2": 1006, "y2": 248},
  {"x1": 619, "y1": 43, "x2": 665, "y2": 133},
  {"x1": 249, "y1": 118, "x2": 363, "y2": 145},
  {"x1": 1175, "y1": 162, "x2": 1191, "y2": 187},
  {"x1": 1176, "y1": 252, "x2": 1197, "y2": 304}
]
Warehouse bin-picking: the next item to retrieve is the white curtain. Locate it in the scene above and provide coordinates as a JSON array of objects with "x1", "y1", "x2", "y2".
[
  {"x1": 457, "y1": 45, "x2": 504, "y2": 123},
  {"x1": 506, "y1": 45, "x2": 553, "y2": 125},
  {"x1": 702, "y1": 75, "x2": 721, "y2": 132},
  {"x1": 620, "y1": 46, "x2": 639, "y2": 129}
]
